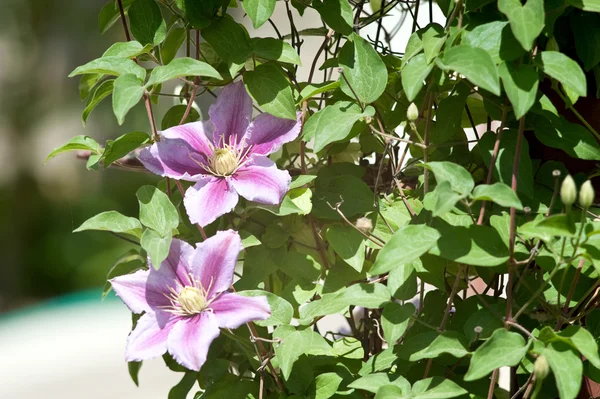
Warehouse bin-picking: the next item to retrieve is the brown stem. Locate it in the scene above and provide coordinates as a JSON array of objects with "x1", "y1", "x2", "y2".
[
  {"x1": 477, "y1": 104, "x2": 508, "y2": 224},
  {"x1": 247, "y1": 322, "x2": 285, "y2": 392},
  {"x1": 116, "y1": 0, "x2": 131, "y2": 41},
  {"x1": 487, "y1": 369, "x2": 499, "y2": 399},
  {"x1": 554, "y1": 258, "x2": 585, "y2": 330}
]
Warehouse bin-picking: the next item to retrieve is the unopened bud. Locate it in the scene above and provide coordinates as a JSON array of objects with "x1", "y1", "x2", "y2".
[
  {"x1": 534, "y1": 355, "x2": 550, "y2": 381},
  {"x1": 407, "y1": 103, "x2": 419, "y2": 122},
  {"x1": 355, "y1": 217, "x2": 373, "y2": 234},
  {"x1": 579, "y1": 180, "x2": 595, "y2": 209},
  {"x1": 560, "y1": 175, "x2": 577, "y2": 207}
]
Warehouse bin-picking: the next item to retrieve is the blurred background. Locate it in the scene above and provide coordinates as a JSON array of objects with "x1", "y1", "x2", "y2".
[{"x1": 0, "y1": 0, "x2": 442, "y2": 397}]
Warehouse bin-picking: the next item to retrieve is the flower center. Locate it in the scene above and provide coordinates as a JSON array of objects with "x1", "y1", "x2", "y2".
[
  {"x1": 177, "y1": 286, "x2": 206, "y2": 315},
  {"x1": 209, "y1": 148, "x2": 239, "y2": 176}
]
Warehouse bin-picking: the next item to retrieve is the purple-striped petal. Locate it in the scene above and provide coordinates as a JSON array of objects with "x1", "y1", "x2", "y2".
[
  {"x1": 208, "y1": 81, "x2": 253, "y2": 146},
  {"x1": 125, "y1": 312, "x2": 177, "y2": 362},
  {"x1": 138, "y1": 140, "x2": 208, "y2": 181},
  {"x1": 167, "y1": 312, "x2": 220, "y2": 371},
  {"x1": 110, "y1": 269, "x2": 152, "y2": 314},
  {"x1": 244, "y1": 112, "x2": 302, "y2": 156},
  {"x1": 231, "y1": 157, "x2": 291, "y2": 204},
  {"x1": 190, "y1": 230, "x2": 241, "y2": 297},
  {"x1": 211, "y1": 293, "x2": 271, "y2": 329},
  {"x1": 144, "y1": 238, "x2": 196, "y2": 307},
  {"x1": 183, "y1": 177, "x2": 239, "y2": 227},
  {"x1": 161, "y1": 121, "x2": 215, "y2": 155}
]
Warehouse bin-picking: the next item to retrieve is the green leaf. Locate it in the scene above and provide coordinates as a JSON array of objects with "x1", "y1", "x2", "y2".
[
  {"x1": 103, "y1": 131, "x2": 150, "y2": 167},
  {"x1": 332, "y1": 337, "x2": 364, "y2": 359},
  {"x1": 381, "y1": 302, "x2": 414, "y2": 344},
  {"x1": 375, "y1": 385, "x2": 405, "y2": 399},
  {"x1": 146, "y1": 57, "x2": 222, "y2": 87},
  {"x1": 202, "y1": 15, "x2": 251, "y2": 64},
  {"x1": 299, "y1": 283, "x2": 391, "y2": 322},
  {"x1": 560, "y1": 325, "x2": 600, "y2": 369},
  {"x1": 74, "y1": 210, "x2": 143, "y2": 238},
  {"x1": 128, "y1": 0, "x2": 166, "y2": 45},
  {"x1": 402, "y1": 31, "x2": 424, "y2": 67},
  {"x1": 298, "y1": 81, "x2": 340, "y2": 103},
  {"x1": 313, "y1": 173, "x2": 375, "y2": 220},
  {"x1": 312, "y1": 0, "x2": 354, "y2": 35},
  {"x1": 168, "y1": 372, "x2": 197, "y2": 399},
  {"x1": 327, "y1": 224, "x2": 366, "y2": 272},
  {"x1": 538, "y1": 51, "x2": 587, "y2": 97},
  {"x1": 358, "y1": 347, "x2": 398, "y2": 376},
  {"x1": 349, "y1": 374, "x2": 411, "y2": 394},
  {"x1": 545, "y1": 341, "x2": 583, "y2": 399},
  {"x1": 82, "y1": 79, "x2": 114, "y2": 125},
  {"x1": 128, "y1": 361, "x2": 142, "y2": 386},
  {"x1": 499, "y1": 62, "x2": 539, "y2": 119},
  {"x1": 388, "y1": 263, "x2": 418, "y2": 300},
  {"x1": 410, "y1": 331, "x2": 469, "y2": 361},
  {"x1": 251, "y1": 38, "x2": 301, "y2": 65},
  {"x1": 430, "y1": 222, "x2": 510, "y2": 266},
  {"x1": 465, "y1": 329, "x2": 531, "y2": 381},
  {"x1": 307, "y1": 372, "x2": 343, "y2": 399},
  {"x1": 69, "y1": 56, "x2": 146, "y2": 81},
  {"x1": 136, "y1": 185, "x2": 179, "y2": 237},
  {"x1": 435, "y1": 81, "x2": 470, "y2": 144},
  {"x1": 371, "y1": 224, "x2": 441, "y2": 275},
  {"x1": 401, "y1": 53, "x2": 434, "y2": 102},
  {"x1": 303, "y1": 101, "x2": 374, "y2": 152},
  {"x1": 532, "y1": 112, "x2": 600, "y2": 161},
  {"x1": 421, "y1": 23, "x2": 446, "y2": 64},
  {"x1": 411, "y1": 377, "x2": 468, "y2": 399},
  {"x1": 112, "y1": 74, "x2": 145, "y2": 125},
  {"x1": 244, "y1": 63, "x2": 296, "y2": 120},
  {"x1": 103, "y1": 41, "x2": 151, "y2": 58},
  {"x1": 570, "y1": 13, "x2": 600, "y2": 71},
  {"x1": 498, "y1": 0, "x2": 544, "y2": 51},
  {"x1": 432, "y1": 181, "x2": 464, "y2": 216},
  {"x1": 243, "y1": 0, "x2": 276, "y2": 29},
  {"x1": 424, "y1": 161, "x2": 475, "y2": 195},
  {"x1": 519, "y1": 214, "x2": 576, "y2": 241},
  {"x1": 436, "y1": 45, "x2": 500, "y2": 96},
  {"x1": 339, "y1": 34, "x2": 388, "y2": 104},
  {"x1": 462, "y1": 21, "x2": 524, "y2": 64},
  {"x1": 289, "y1": 174, "x2": 317, "y2": 189},
  {"x1": 238, "y1": 290, "x2": 293, "y2": 327},
  {"x1": 256, "y1": 187, "x2": 313, "y2": 216},
  {"x1": 568, "y1": 0, "x2": 600, "y2": 12},
  {"x1": 46, "y1": 135, "x2": 101, "y2": 162},
  {"x1": 278, "y1": 250, "x2": 321, "y2": 284},
  {"x1": 273, "y1": 326, "x2": 331, "y2": 379},
  {"x1": 472, "y1": 183, "x2": 523, "y2": 209},
  {"x1": 161, "y1": 105, "x2": 200, "y2": 130},
  {"x1": 175, "y1": 0, "x2": 222, "y2": 29},
  {"x1": 160, "y1": 27, "x2": 187, "y2": 65},
  {"x1": 141, "y1": 229, "x2": 172, "y2": 269},
  {"x1": 98, "y1": 0, "x2": 134, "y2": 34},
  {"x1": 478, "y1": 130, "x2": 534, "y2": 199}
]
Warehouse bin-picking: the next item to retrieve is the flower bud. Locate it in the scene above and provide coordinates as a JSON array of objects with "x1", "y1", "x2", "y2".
[
  {"x1": 407, "y1": 103, "x2": 419, "y2": 122},
  {"x1": 560, "y1": 175, "x2": 577, "y2": 207},
  {"x1": 534, "y1": 355, "x2": 550, "y2": 381},
  {"x1": 579, "y1": 180, "x2": 595, "y2": 209},
  {"x1": 355, "y1": 217, "x2": 373, "y2": 234}
]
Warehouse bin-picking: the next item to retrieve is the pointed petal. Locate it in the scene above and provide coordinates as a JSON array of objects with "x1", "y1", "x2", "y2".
[
  {"x1": 110, "y1": 269, "x2": 152, "y2": 314},
  {"x1": 211, "y1": 293, "x2": 270, "y2": 329},
  {"x1": 167, "y1": 312, "x2": 220, "y2": 371},
  {"x1": 138, "y1": 140, "x2": 208, "y2": 181},
  {"x1": 141, "y1": 238, "x2": 197, "y2": 310},
  {"x1": 231, "y1": 157, "x2": 291, "y2": 204},
  {"x1": 244, "y1": 112, "x2": 302, "y2": 155},
  {"x1": 190, "y1": 230, "x2": 241, "y2": 297},
  {"x1": 208, "y1": 81, "x2": 253, "y2": 145},
  {"x1": 161, "y1": 121, "x2": 215, "y2": 155},
  {"x1": 183, "y1": 177, "x2": 239, "y2": 227},
  {"x1": 125, "y1": 312, "x2": 176, "y2": 362}
]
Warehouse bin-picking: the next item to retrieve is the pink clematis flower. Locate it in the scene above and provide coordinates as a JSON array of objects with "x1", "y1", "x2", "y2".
[
  {"x1": 139, "y1": 81, "x2": 301, "y2": 226},
  {"x1": 110, "y1": 230, "x2": 270, "y2": 371}
]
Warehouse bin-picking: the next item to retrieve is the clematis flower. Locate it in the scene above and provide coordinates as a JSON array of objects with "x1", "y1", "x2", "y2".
[
  {"x1": 139, "y1": 81, "x2": 301, "y2": 226},
  {"x1": 110, "y1": 230, "x2": 270, "y2": 371}
]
